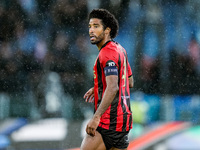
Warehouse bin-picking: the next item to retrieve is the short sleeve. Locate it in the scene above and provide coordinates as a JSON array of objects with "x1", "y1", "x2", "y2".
[{"x1": 99, "y1": 48, "x2": 119, "y2": 76}]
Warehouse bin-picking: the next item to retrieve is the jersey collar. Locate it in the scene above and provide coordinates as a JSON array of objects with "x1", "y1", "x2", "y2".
[{"x1": 99, "y1": 40, "x2": 112, "y2": 51}]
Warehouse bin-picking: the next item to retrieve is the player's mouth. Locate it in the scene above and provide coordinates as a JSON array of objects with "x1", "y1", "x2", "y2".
[{"x1": 90, "y1": 35, "x2": 96, "y2": 41}]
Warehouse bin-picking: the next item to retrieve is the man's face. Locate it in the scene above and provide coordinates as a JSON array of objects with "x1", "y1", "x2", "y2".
[{"x1": 88, "y1": 18, "x2": 105, "y2": 45}]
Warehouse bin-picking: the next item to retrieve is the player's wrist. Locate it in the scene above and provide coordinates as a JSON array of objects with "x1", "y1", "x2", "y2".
[{"x1": 93, "y1": 114, "x2": 101, "y2": 120}]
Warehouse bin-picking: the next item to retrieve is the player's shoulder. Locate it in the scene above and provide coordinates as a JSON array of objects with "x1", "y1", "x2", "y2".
[
  {"x1": 99, "y1": 42, "x2": 119, "y2": 63},
  {"x1": 105, "y1": 40, "x2": 119, "y2": 49},
  {"x1": 100, "y1": 41, "x2": 119, "y2": 55}
]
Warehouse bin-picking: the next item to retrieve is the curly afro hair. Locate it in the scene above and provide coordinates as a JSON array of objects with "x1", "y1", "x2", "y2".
[{"x1": 89, "y1": 9, "x2": 119, "y2": 39}]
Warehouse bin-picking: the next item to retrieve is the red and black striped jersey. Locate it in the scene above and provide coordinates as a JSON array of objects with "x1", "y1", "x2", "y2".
[{"x1": 93, "y1": 40, "x2": 133, "y2": 132}]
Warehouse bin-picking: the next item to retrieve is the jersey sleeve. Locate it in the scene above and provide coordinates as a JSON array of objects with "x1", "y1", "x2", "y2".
[{"x1": 99, "y1": 48, "x2": 119, "y2": 77}]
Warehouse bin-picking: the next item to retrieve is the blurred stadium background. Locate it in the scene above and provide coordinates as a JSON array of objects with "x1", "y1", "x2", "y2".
[{"x1": 0, "y1": 0, "x2": 200, "y2": 149}]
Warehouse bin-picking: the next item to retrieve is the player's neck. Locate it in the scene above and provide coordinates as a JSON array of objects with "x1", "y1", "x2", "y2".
[{"x1": 97, "y1": 37, "x2": 112, "y2": 50}]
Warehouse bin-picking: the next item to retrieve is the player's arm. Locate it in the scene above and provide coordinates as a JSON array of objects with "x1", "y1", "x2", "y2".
[
  {"x1": 86, "y1": 75, "x2": 118, "y2": 136},
  {"x1": 94, "y1": 75, "x2": 118, "y2": 117},
  {"x1": 93, "y1": 63, "x2": 119, "y2": 118},
  {"x1": 86, "y1": 58, "x2": 119, "y2": 136}
]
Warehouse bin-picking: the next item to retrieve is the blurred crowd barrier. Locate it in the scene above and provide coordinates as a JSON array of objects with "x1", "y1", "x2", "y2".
[{"x1": 1, "y1": 90, "x2": 200, "y2": 125}]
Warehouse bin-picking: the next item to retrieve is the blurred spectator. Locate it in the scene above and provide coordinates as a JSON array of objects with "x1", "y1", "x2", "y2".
[
  {"x1": 0, "y1": 0, "x2": 25, "y2": 42},
  {"x1": 50, "y1": 0, "x2": 88, "y2": 35},
  {"x1": 99, "y1": 0, "x2": 130, "y2": 25},
  {"x1": 0, "y1": 42, "x2": 27, "y2": 93},
  {"x1": 188, "y1": 36, "x2": 200, "y2": 74},
  {"x1": 169, "y1": 50, "x2": 200, "y2": 95},
  {"x1": 46, "y1": 31, "x2": 85, "y2": 96},
  {"x1": 71, "y1": 34, "x2": 89, "y2": 64},
  {"x1": 140, "y1": 55, "x2": 160, "y2": 94}
]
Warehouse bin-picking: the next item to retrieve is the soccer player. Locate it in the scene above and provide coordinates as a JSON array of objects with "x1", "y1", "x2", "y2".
[{"x1": 80, "y1": 9, "x2": 134, "y2": 150}]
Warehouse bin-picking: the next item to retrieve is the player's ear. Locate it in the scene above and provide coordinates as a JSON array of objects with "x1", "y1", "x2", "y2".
[{"x1": 105, "y1": 27, "x2": 111, "y2": 34}]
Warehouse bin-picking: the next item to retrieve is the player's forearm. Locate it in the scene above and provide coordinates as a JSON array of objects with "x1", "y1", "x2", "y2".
[{"x1": 93, "y1": 86, "x2": 118, "y2": 119}]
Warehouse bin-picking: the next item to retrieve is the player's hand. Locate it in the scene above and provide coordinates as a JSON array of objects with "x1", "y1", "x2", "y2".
[
  {"x1": 86, "y1": 116, "x2": 100, "y2": 136},
  {"x1": 84, "y1": 87, "x2": 94, "y2": 103}
]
